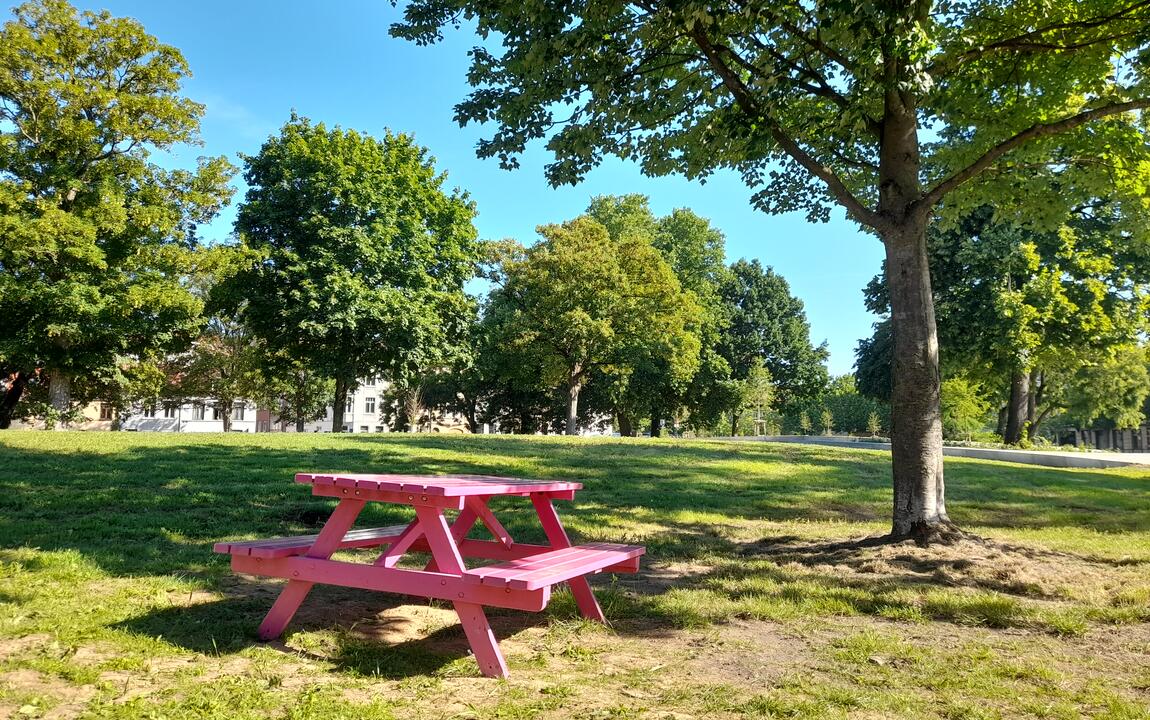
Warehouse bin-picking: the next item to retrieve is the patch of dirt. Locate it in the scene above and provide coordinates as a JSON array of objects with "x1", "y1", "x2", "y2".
[
  {"x1": 0, "y1": 669, "x2": 96, "y2": 719},
  {"x1": 687, "y1": 619, "x2": 813, "y2": 685},
  {"x1": 742, "y1": 533, "x2": 1144, "y2": 602},
  {"x1": 0, "y1": 634, "x2": 52, "y2": 661}
]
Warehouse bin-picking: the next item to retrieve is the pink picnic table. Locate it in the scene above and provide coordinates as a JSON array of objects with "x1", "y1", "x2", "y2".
[{"x1": 214, "y1": 473, "x2": 645, "y2": 677}]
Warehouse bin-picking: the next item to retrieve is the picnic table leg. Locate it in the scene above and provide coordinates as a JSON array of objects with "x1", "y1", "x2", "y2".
[
  {"x1": 530, "y1": 495, "x2": 606, "y2": 623},
  {"x1": 415, "y1": 505, "x2": 510, "y2": 678},
  {"x1": 257, "y1": 498, "x2": 366, "y2": 640}
]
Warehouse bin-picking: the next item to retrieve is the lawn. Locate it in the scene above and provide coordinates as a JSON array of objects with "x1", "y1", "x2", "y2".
[{"x1": 0, "y1": 432, "x2": 1147, "y2": 719}]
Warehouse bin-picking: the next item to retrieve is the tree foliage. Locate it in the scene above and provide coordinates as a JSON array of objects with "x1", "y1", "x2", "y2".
[
  {"x1": 394, "y1": 0, "x2": 1150, "y2": 539},
  {"x1": 486, "y1": 217, "x2": 701, "y2": 435},
  {"x1": 718, "y1": 259, "x2": 828, "y2": 411},
  {"x1": 0, "y1": 0, "x2": 234, "y2": 426},
  {"x1": 223, "y1": 115, "x2": 480, "y2": 431}
]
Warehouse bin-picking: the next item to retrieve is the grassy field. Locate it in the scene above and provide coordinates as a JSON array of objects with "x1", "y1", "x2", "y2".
[{"x1": 0, "y1": 432, "x2": 1147, "y2": 719}]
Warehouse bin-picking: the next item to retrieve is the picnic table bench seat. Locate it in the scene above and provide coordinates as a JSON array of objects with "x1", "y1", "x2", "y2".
[
  {"x1": 463, "y1": 542, "x2": 644, "y2": 590},
  {"x1": 213, "y1": 524, "x2": 410, "y2": 559}
]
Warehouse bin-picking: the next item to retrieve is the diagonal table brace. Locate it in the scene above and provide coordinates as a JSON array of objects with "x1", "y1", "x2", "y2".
[
  {"x1": 257, "y1": 498, "x2": 365, "y2": 640},
  {"x1": 415, "y1": 504, "x2": 510, "y2": 678},
  {"x1": 530, "y1": 494, "x2": 605, "y2": 622}
]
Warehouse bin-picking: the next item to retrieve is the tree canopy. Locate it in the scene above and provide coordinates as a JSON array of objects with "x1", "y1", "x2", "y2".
[
  {"x1": 223, "y1": 115, "x2": 480, "y2": 432},
  {"x1": 486, "y1": 216, "x2": 701, "y2": 435},
  {"x1": 0, "y1": 0, "x2": 234, "y2": 427},
  {"x1": 393, "y1": 0, "x2": 1150, "y2": 540}
]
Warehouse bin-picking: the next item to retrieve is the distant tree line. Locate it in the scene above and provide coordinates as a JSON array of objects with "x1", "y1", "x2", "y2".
[
  {"x1": 855, "y1": 206, "x2": 1150, "y2": 445},
  {"x1": 0, "y1": 1, "x2": 841, "y2": 434}
]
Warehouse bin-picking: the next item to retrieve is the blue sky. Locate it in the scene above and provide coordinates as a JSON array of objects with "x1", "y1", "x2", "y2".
[{"x1": 67, "y1": 0, "x2": 884, "y2": 376}]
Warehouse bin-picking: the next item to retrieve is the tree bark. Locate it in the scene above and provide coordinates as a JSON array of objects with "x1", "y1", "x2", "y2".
[
  {"x1": 885, "y1": 224, "x2": 951, "y2": 541},
  {"x1": 332, "y1": 376, "x2": 348, "y2": 432},
  {"x1": 877, "y1": 59, "x2": 955, "y2": 543},
  {"x1": 565, "y1": 376, "x2": 580, "y2": 436},
  {"x1": 296, "y1": 417, "x2": 305, "y2": 432},
  {"x1": 650, "y1": 405, "x2": 663, "y2": 438},
  {"x1": 48, "y1": 371, "x2": 71, "y2": 429},
  {"x1": 730, "y1": 411, "x2": 740, "y2": 437},
  {"x1": 1003, "y1": 369, "x2": 1029, "y2": 444},
  {"x1": 0, "y1": 371, "x2": 29, "y2": 429},
  {"x1": 617, "y1": 413, "x2": 634, "y2": 437}
]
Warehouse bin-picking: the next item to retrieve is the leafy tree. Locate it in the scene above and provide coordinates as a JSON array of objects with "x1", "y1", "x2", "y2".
[
  {"x1": 940, "y1": 377, "x2": 991, "y2": 440},
  {"x1": 866, "y1": 412, "x2": 883, "y2": 437},
  {"x1": 823, "y1": 375, "x2": 890, "y2": 435},
  {"x1": 718, "y1": 259, "x2": 829, "y2": 412},
  {"x1": 585, "y1": 195, "x2": 729, "y2": 435},
  {"x1": 1057, "y1": 344, "x2": 1150, "y2": 430},
  {"x1": 256, "y1": 360, "x2": 334, "y2": 432},
  {"x1": 865, "y1": 206, "x2": 1150, "y2": 442},
  {"x1": 820, "y1": 408, "x2": 835, "y2": 435},
  {"x1": 854, "y1": 319, "x2": 893, "y2": 404},
  {"x1": 224, "y1": 115, "x2": 480, "y2": 431},
  {"x1": 727, "y1": 362, "x2": 773, "y2": 436},
  {"x1": 0, "y1": 0, "x2": 234, "y2": 427},
  {"x1": 487, "y1": 217, "x2": 701, "y2": 435},
  {"x1": 393, "y1": 0, "x2": 1150, "y2": 540}
]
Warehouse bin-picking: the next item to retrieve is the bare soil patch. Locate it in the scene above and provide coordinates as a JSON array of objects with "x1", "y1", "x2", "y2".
[{"x1": 743, "y1": 533, "x2": 1147, "y2": 602}]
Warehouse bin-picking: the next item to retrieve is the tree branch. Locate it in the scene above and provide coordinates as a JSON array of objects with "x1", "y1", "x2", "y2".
[
  {"x1": 928, "y1": 0, "x2": 1150, "y2": 75},
  {"x1": 686, "y1": 24, "x2": 882, "y2": 229},
  {"x1": 919, "y1": 99, "x2": 1150, "y2": 210}
]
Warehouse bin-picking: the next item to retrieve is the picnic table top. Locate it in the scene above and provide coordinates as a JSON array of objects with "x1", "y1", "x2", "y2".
[{"x1": 295, "y1": 472, "x2": 582, "y2": 497}]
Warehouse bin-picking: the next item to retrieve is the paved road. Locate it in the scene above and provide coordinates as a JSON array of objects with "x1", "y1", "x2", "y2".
[{"x1": 743, "y1": 435, "x2": 1150, "y2": 470}]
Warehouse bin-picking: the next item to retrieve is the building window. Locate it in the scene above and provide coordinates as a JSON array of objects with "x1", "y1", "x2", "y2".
[
  {"x1": 375, "y1": 425, "x2": 385, "y2": 433},
  {"x1": 232, "y1": 404, "x2": 245, "y2": 422},
  {"x1": 99, "y1": 403, "x2": 113, "y2": 420},
  {"x1": 364, "y1": 375, "x2": 376, "y2": 386},
  {"x1": 142, "y1": 404, "x2": 156, "y2": 418},
  {"x1": 192, "y1": 404, "x2": 206, "y2": 421},
  {"x1": 345, "y1": 399, "x2": 353, "y2": 414},
  {"x1": 212, "y1": 405, "x2": 222, "y2": 420},
  {"x1": 360, "y1": 425, "x2": 369, "y2": 433},
  {"x1": 364, "y1": 397, "x2": 376, "y2": 414},
  {"x1": 163, "y1": 404, "x2": 178, "y2": 419}
]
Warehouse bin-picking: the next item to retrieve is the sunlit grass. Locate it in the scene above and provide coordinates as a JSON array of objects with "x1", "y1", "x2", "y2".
[{"x1": 1, "y1": 432, "x2": 1147, "y2": 718}]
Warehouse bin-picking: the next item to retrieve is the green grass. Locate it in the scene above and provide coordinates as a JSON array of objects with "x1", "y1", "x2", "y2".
[{"x1": 1, "y1": 432, "x2": 1147, "y2": 719}]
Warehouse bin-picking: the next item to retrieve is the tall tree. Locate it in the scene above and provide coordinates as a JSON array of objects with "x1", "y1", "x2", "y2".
[
  {"x1": 0, "y1": 0, "x2": 234, "y2": 427},
  {"x1": 487, "y1": 217, "x2": 701, "y2": 435},
  {"x1": 585, "y1": 195, "x2": 729, "y2": 435},
  {"x1": 718, "y1": 259, "x2": 829, "y2": 411},
  {"x1": 864, "y1": 206, "x2": 1150, "y2": 442},
  {"x1": 225, "y1": 115, "x2": 480, "y2": 432},
  {"x1": 393, "y1": 0, "x2": 1150, "y2": 540}
]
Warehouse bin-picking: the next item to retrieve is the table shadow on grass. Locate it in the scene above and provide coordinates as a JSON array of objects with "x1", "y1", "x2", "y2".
[{"x1": 115, "y1": 578, "x2": 566, "y2": 679}]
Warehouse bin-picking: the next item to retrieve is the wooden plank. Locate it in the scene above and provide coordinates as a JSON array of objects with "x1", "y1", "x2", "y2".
[
  {"x1": 231, "y1": 555, "x2": 550, "y2": 612},
  {"x1": 213, "y1": 524, "x2": 410, "y2": 559},
  {"x1": 296, "y1": 472, "x2": 582, "y2": 497},
  {"x1": 463, "y1": 543, "x2": 645, "y2": 590}
]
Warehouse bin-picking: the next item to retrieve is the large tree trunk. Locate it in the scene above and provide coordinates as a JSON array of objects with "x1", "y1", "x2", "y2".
[
  {"x1": 1003, "y1": 369, "x2": 1029, "y2": 444},
  {"x1": 650, "y1": 404, "x2": 663, "y2": 438},
  {"x1": 730, "y1": 411, "x2": 740, "y2": 437},
  {"x1": 332, "y1": 376, "x2": 348, "y2": 432},
  {"x1": 0, "y1": 371, "x2": 29, "y2": 429},
  {"x1": 48, "y1": 371, "x2": 71, "y2": 429},
  {"x1": 617, "y1": 412, "x2": 634, "y2": 437},
  {"x1": 877, "y1": 62, "x2": 954, "y2": 543},
  {"x1": 565, "y1": 376, "x2": 580, "y2": 436},
  {"x1": 885, "y1": 225, "x2": 951, "y2": 541}
]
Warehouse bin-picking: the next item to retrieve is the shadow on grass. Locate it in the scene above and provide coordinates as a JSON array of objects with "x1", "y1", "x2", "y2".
[{"x1": 3, "y1": 432, "x2": 1148, "y2": 673}]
